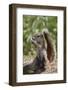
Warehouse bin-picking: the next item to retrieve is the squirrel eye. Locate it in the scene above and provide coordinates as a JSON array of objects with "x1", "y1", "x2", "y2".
[{"x1": 37, "y1": 35, "x2": 40, "y2": 37}]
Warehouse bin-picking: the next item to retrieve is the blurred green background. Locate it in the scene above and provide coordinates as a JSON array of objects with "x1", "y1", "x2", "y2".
[{"x1": 23, "y1": 15, "x2": 57, "y2": 61}]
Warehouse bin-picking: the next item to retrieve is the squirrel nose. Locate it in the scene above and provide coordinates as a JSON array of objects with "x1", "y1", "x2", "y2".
[{"x1": 32, "y1": 37, "x2": 35, "y2": 40}]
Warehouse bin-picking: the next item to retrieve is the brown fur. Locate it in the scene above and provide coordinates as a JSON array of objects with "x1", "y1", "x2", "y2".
[{"x1": 43, "y1": 32, "x2": 55, "y2": 62}]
